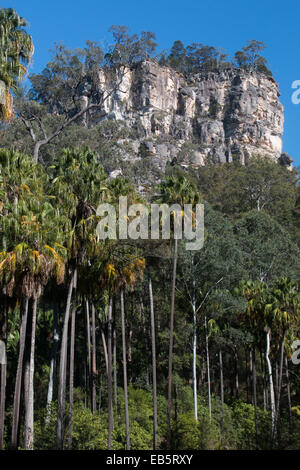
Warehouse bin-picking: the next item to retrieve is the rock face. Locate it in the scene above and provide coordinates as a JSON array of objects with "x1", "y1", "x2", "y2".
[{"x1": 87, "y1": 61, "x2": 284, "y2": 174}]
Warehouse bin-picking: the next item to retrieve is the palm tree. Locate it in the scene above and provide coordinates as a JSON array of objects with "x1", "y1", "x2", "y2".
[
  {"x1": 237, "y1": 280, "x2": 261, "y2": 443},
  {"x1": 56, "y1": 269, "x2": 75, "y2": 449},
  {"x1": 269, "y1": 277, "x2": 300, "y2": 439},
  {"x1": 0, "y1": 149, "x2": 66, "y2": 449},
  {"x1": 0, "y1": 8, "x2": 33, "y2": 121},
  {"x1": 51, "y1": 148, "x2": 107, "y2": 449},
  {"x1": 0, "y1": 294, "x2": 9, "y2": 450},
  {"x1": 120, "y1": 287, "x2": 130, "y2": 450},
  {"x1": 148, "y1": 270, "x2": 157, "y2": 449},
  {"x1": 156, "y1": 175, "x2": 200, "y2": 448},
  {"x1": 46, "y1": 300, "x2": 59, "y2": 420},
  {"x1": 238, "y1": 280, "x2": 278, "y2": 444},
  {"x1": 0, "y1": 242, "x2": 65, "y2": 449},
  {"x1": 107, "y1": 294, "x2": 113, "y2": 449},
  {"x1": 68, "y1": 270, "x2": 77, "y2": 449},
  {"x1": 99, "y1": 253, "x2": 145, "y2": 450}
]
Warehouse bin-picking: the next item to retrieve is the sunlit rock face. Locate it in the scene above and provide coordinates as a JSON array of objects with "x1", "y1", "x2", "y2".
[{"x1": 86, "y1": 61, "x2": 284, "y2": 173}]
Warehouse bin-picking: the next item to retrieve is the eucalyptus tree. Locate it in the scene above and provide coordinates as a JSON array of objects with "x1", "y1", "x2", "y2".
[
  {"x1": 197, "y1": 157, "x2": 297, "y2": 228},
  {"x1": 234, "y1": 210, "x2": 300, "y2": 283},
  {"x1": 179, "y1": 203, "x2": 244, "y2": 421},
  {"x1": 18, "y1": 41, "x2": 129, "y2": 163}
]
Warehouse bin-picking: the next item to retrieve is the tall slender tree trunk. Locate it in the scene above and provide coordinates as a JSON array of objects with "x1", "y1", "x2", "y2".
[
  {"x1": 120, "y1": 288, "x2": 130, "y2": 450},
  {"x1": 252, "y1": 347, "x2": 258, "y2": 446},
  {"x1": 57, "y1": 270, "x2": 75, "y2": 450},
  {"x1": 11, "y1": 297, "x2": 29, "y2": 449},
  {"x1": 101, "y1": 329, "x2": 108, "y2": 375},
  {"x1": 46, "y1": 302, "x2": 59, "y2": 420},
  {"x1": 167, "y1": 238, "x2": 178, "y2": 449},
  {"x1": 113, "y1": 302, "x2": 118, "y2": 412},
  {"x1": 265, "y1": 328, "x2": 276, "y2": 444},
  {"x1": 0, "y1": 300, "x2": 8, "y2": 450},
  {"x1": 285, "y1": 355, "x2": 292, "y2": 430},
  {"x1": 91, "y1": 302, "x2": 97, "y2": 413},
  {"x1": 148, "y1": 273, "x2": 157, "y2": 450},
  {"x1": 234, "y1": 347, "x2": 239, "y2": 398},
  {"x1": 68, "y1": 285, "x2": 77, "y2": 449},
  {"x1": 260, "y1": 347, "x2": 267, "y2": 411},
  {"x1": 85, "y1": 299, "x2": 92, "y2": 409},
  {"x1": 128, "y1": 324, "x2": 132, "y2": 384},
  {"x1": 275, "y1": 362, "x2": 279, "y2": 408},
  {"x1": 219, "y1": 350, "x2": 224, "y2": 422},
  {"x1": 24, "y1": 297, "x2": 38, "y2": 450},
  {"x1": 107, "y1": 296, "x2": 114, "y2": 450},
  {"x1": 192, "y1": 284, "x2": 198, "y2": 422},
  {"x1": 204, "y1": 314, "x2": 212, "y2": 420},
  {"x1": 275, "y1": 334, "x2": 285, "y2": 443},
  {"x1": 23, "y1": 302, "x2": 33, "y2": 424}
]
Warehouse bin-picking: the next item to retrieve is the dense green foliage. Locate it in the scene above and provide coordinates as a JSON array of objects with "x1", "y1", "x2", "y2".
[{"x1": 0, "y1": 147, "x2": 299, "y2": 450}]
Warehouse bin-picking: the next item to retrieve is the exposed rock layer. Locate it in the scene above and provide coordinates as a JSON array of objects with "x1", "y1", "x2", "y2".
[{"x1": 87, "y1": 61, "x2": 284, "y2": 173}]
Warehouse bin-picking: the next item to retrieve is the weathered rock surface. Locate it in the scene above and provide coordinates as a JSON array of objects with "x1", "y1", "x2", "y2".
[{"x1": 87, "y1": 61, "x2": 284, "y2": 174}]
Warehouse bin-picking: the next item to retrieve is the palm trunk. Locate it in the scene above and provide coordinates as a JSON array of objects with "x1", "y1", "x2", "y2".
[
  {"x1": 11, "y1": 297, "x2": 29, "y2": 449},
  {"x1": 0, "y1": 301, "x2": 8, "y2": 449},
  {"x1": 23, "y1": 302, "x2": 33, "y2": 422},
  {"x1": 148, "y1": 272, "x2": 157, "y2": 450},
  {"x1": 260, "y1": 347, "x2": 267, "y2": 411},
  {"x1": 275, "y1": 333, "x2": 285, "y2": 442},
  {"x1": 285, "y1": 355, "x2": 292, "y2": 430},
  {"x1": 113, "y1": 304, "x2": 118, "y2": 412},
  {"x1": 205, "y1": 314, "x2": 212, "y2": 420},
  {"x1": 101, "y1": 329, "x2": 108, "y2": 375},
  {"x1": 167, "y1": 238, "x2": 178, "y2": 449},
  {"x1": 192, "y1": 287, "x2": 198, "y2": 422},
  {"x1": 265, "y1": 328, "x2": 275, "y2": 444},
  {"x1": 120, "y1": 288, "x2": 130, "y2": 450},
  {"x1": 68, "y1": 288, "x2": 77, "y2": 449},
  {"x1": 24, "y1": 297, "x2": 38, "y2": 450},
  {"x1": 252, "y1": 347, "x2": 258, "y2": 446},
  {"x1": 219, "y1": 350, "x2": 224, "y2": 422},
  {"x1": 128, "y1": 325, "x2": 132, "y2": 384},
  {"x1": 46, "y1": 302, "x2": 59, "y2": 420},
  {"x1": 234, "y1": 347, "x2": 239, "y2": 398},
  {"x1": 91, "y1": 302, "x2": 97, "y2": 413},
  {"x1": 85, "y1": 299, "x2": 92, "y2": 409},
  {"x1": 107, "y1": 296, "x2": 114, "y2": 450},
  {"x1": 57, "y1": 270, "x2": 75, "y2": 450}
]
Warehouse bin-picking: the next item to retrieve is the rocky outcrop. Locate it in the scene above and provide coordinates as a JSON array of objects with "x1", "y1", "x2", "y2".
[{"x1": 86, "y1": 61, "x2": 284, "y2": 175}]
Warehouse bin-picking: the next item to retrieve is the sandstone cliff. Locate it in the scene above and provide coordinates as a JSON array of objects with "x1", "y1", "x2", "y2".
[{"x1": 84, "y1": 61, "x2": 284, "y2": 176}]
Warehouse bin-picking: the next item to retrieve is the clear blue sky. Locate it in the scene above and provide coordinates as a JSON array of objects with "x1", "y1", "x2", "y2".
[{"x1": 2, "y1": 0, "x2": 300, "y2": 165}]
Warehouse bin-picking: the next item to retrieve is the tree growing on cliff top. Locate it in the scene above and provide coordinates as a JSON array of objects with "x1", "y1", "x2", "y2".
[
  {"x1": 106, "y1": 25, "x2": 157, "y2": 66},
  {"x1": 234, "y1": 40, "x2": 272, "y2": 75}
]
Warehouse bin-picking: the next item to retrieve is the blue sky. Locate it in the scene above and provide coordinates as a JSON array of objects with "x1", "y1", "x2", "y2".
[{"x1": 2, "y1": 0, "x2": 300, "y2": 165}]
